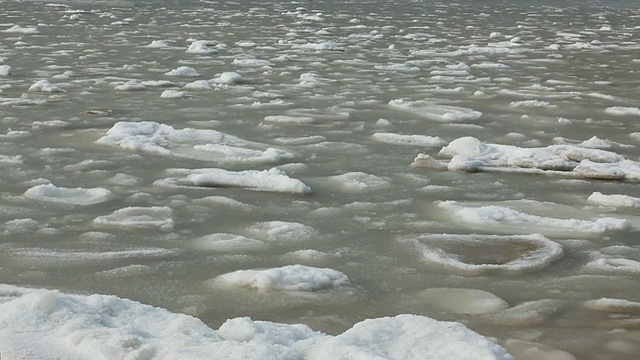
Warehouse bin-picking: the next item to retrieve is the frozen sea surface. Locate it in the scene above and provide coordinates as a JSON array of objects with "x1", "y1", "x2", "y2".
[{"x1": 1, "y1": 0, "x2": 640, "y2": 359}]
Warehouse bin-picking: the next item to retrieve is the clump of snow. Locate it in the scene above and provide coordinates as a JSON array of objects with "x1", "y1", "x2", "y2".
[
  {"x1": 0, "y1": 285, "x2": 513, "y2": 360},
  {"x1": 389, "y1": 99, "x2": 482, "y2": 122},
  {"x1": 28, "y1": 80, "x2": 65, "y2": 93},
  {"x1": 24, "y1": 183, "x2": 113, "y2": 205},
  {"x1": 165, "y1": 66, "x2": 200, "y2": 77},
  {"x1": 402, "y1": 233, "x2": 563, "y2": 275},
  {"x1": 588, "y1": 192, "x2": 640, "y2": 208},
  {"x1": 93, "y1": 206, "x2": 174, "y2": 231},
  {"x1": 155, "y1": 168, "x2": 312, "y2": 194},
  {"x1": 372, "y1": 132, "x2": 446, "y2": 147},
  {"x1": 212, "y1": 265, "x2": 350, "y2": 292},
  {"x1": 212, "y1": 71, "x2": 242, "y2": 84}
]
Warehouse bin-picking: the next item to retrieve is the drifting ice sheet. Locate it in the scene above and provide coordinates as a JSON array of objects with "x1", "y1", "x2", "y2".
[
  {"x1": 24, "y1": 183, "x2": 113, "y2": 205},
  {"x1": 0, "y1": 285, "x2": 513, "y2": 360},
  {"x1": 93, "y1": 206, "x2": 174, "y2": 231},
  {"x1": 389, "y1": 99, "x2": 482, "y2": 122}
]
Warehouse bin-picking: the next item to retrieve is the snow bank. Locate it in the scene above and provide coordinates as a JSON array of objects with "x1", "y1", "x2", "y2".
[
  {"x1": 0, "y1": 285, "x2": 513, "y2": 360},
  {"x1": 156, "y1": 167, "x2": 311, "y2": 194},
  {"x1": 402, "y1": 233, "x2": 563, "y2": 275},
  {"x1": 213, "y1": 265, "x2": 350, "y2": 291},
  {"x1": 93, "y1": 206, "x2": 174, "y2": 231},
  {"x1": 433, "y1": 136, "x2": 640, "y2": 180},
  {"x1": 96, "y1": 121, "x2": 293, "y2": 165},
  {"x1": 24, "y1": 183, "x2": 113, "y2": 205}
]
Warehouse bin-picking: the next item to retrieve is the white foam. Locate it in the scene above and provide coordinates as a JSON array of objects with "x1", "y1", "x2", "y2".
[
  {"x1": 93, "y1": 206, "x2": 174, "y2": 231},
  {"x1": 402, "y1": 233, "x2": 563, "y2": 275},
  {"x1": 212, "y1": 264, "x2": 350, "y2": 292},
  {"x1": 0, "y1": 285, "x2": 512, "y2": 360},
  {"x1": 372, "y1": 132, "x2": 446, "y2": 147},
  {"x1": 155, "y1": 167, "x2": 312, "y2": 194},
  {"x1": 24, "y1": 183, "x2": 113, "y2": 206},
  {"x1": 389, "y1": 99, "x2": 482, "y2": 122}
]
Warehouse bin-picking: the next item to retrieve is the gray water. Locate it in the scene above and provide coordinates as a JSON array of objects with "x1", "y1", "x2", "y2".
[{"x1": 1, "y1": 0, "x2": 640, "y2": 359}]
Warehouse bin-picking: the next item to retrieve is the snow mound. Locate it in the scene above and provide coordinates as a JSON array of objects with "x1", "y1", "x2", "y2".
[
  {"x1": 402, "y1": 233, "x2": 563, "y2": 275},
  {"x1": 212, "y1": 265, "x2": 350, "y2": 292},
  {"x1": 93, "y1": 206, "x2": 174, "y2": 231},
  {"x1": 0, "y1": 285, "x2": 512, "y2": 360},
  {"x1": 24, "y1": 183, "x2": 113, "y2": 205}
]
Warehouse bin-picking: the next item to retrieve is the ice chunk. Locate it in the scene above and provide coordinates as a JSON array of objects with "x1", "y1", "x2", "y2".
[
  {"x1": 165, "y1": 66, "x2": 200, "y2": 77},
  {"x1": 372, "y1": 132, "x2": 446, "y2": 147},
  {"x1": 416, "y1": 288, "x2": 509, "y2": 314},
  {"x1": 327, "y1": 172, "x2": 390, "y2": 192},
  {"x1": 588, "y1": 192, "x2": 640, "y2": 208},
  {"x1": 389, "y1": 99, "x2": 482, "y2": 122},
  {"x1": 212, "y1": 265, "x2": 350, "y2": 292},
  {"x1": 93, "y1": 206, "x2": 174, "y2": 231},
  {"x1": 245, "y1": 221, "x2": 319, "y2": 242},
  {"x1": 212, "y1": 72, "x2": 242, "y2": 84},
  {"x1": 192, "y1": 233, "x2": 266, "y2": 252},
  {"x1": 24, "y1": 183, "x2": 113, "y2": 205},
  {"x1": 28, "y1": 80, "x2": 65, "y2": 93}
]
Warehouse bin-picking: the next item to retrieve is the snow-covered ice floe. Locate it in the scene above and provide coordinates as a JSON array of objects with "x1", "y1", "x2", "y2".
[
  {"x1": 415, "y1": 136, "x2": 640, "y2": 181},
  {"x1": 401, "y1": 233, "x2": 563, "y2": 275},
  {"x1": 437, "y1": 201, "x2": 631, "y2": 236},
  {"x1": 93, "y1": 206, "x2": 174, "y2": 231},
  {"x1": 371, "y1": 132, "x2": 447, "y2": 147},
  {"x1": 243, "y1": 221, "x2": 319, "y2": 242},
  {"x1": 212, "y1": 265, "x2": 350, "y2": 292},
  {"x1": 24, "y1": 183, "x2": 113, "y2": 205},
  {"x1": 0, "y1": 285, "x2": 513, "y2": 360},
  {"x1": 96, "y1": 121, "x2": 294, "y2": 165},
  {"x1": 155, "y1": 167, "x2": 312, "y2": 194},
  {"x1": 389, "y1": 99, "x2": 482, "y2": 122},
  {"x1": 588, "y1": 192, "x2": 640, "y2": 208}
]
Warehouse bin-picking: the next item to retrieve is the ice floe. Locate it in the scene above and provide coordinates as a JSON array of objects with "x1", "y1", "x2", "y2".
[
  {"x1": 584, "y1": 298, "x2": 640, "y2": 313},
  {"x1": 96, "y1": 121, "x2": 294, "y2": 165},
  {"x1": 428, "y1": 136, "x2": 640, "y2": 180},
  {"x1": 401, "y1": 233, "x2": 563, "y2": 275},
  {"x1": 3, "y1": 25, "x2": 39, "y2": 33},
  {"x1": 28, "y1": 79, "x2": 65, "y2": 93},
  {"x1": 437, "y1": 201, "x2": 630, "y2": 235},
  {"x1": 372, "y1": 132, "x2": 446, "y2": 147},
  {"x1": 389, "y1": 99, "x2": 482, "y2": 122},
  {"x1": 588, "y1": 192, "x2": 640, "y2": 208},
  {"x1": 605, "y1": 106, "x2": 640, "y2": 116},
  {"x1": 244, "y1": 221, "x2": 319, "y2": 242},
  {"x1": 212, "y1": 71, "x2": 242, "y2": 84},
  {"x1": 327, "y1": 172, "x2": 391, "y2": 192},
  {"x1": 165, "y1": 66, "x2": 200, "y2": 77},
  {"x1": 0, "y1": 285, "x2": 512, "y2": 360},
  {"x1": 192, "y1": 233, "x2": 266, "y2": 252},
  {"x1": 0, "y1": 65, "x2": 11, "y2": 76},
  {"x1": 93, "y1": 206, "x2": 174, "y2": 231},
  {"x1": 24, "y1": 183, "x2": 113, "y2": 205},
  {"x1": 186, "y1": 40, "x2": 218, "y2": 54},
  {"x1": 160, "y1": 89, "x2": 185, "y2": 98},
  {"x1": 155, "y1": 168, "x2": 312, "y2": 194},
  {"x1": 212, "y1": 265, "x2": 350, "y2": 292},
  {"x1": 415, "y1": 288, "x2": 510, "y2": 314}
]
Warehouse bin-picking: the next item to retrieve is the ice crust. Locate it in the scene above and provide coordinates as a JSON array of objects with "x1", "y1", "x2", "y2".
[{"x1": 0, "y1": 285, "x2": 513, "y2": 360}]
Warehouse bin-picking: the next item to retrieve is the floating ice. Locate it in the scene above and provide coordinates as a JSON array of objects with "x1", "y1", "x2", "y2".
[
  {"x1": 165, "y1": 66, "x2": 200, "y2": 77},
  {"x1": 389, "y1": 99, "x2": 482, "y2": 122},
  {"x1": 438, "y1": 201, "x2": 631, "y2": 235},
  {"x1": 584, "y1": 298, "x2": 640, "y2": 313},
  {"x1": 93, "y1": 206, "x2": 174, "y2": 231},
  {"x1": 184, "y1": 80, "x2": 213, "y2": 90},
  {"x1": 147, "y1": 40, "x2": 169, "y2": 48},
  {"x1": 263, "y1": 115, "x2": 316, "y2": 125},
  {"x1": 160, "y1": 89, "x2": 185, "y2": 98},
  {"x1": 192, "y1": 233, "x2": 266, "y2": 252},
  {"x1": 588, "y1": 192, "x2": 640, "y2": 208},
  {"x1": 155, "y1": 168, "x2": 312, "y2": 194},
  {"x1": 213, "y1": 264, "x2": 350, "y2": 292},
  {"x1": 245, "y1": 221, "x2": 319, "y2": 242},
  {"x1": 3, "y1": 25, "x2": 39, "y2": 33},
  {"x1": 0, "y1": 65, "x2": 10, "y2": 76},
  {"x1": 24, "y1": 183, "x2": 113, "y2": 206},
  {"x1": 96, "y1": 121, "x2": 293, "y2": 165},
  {"x1": 477, "y1": 299, "x2": 565, "y2": 326},
  {"x1": 186, "y1": 40, "x2": 217, "y2": 54},
  {"x1": 402, "y1": 233, "x2": 563, "y2": 275},
  {"x1": 0, "y1": 285, "x2": 512, "y2": 360},
  {"x1": 232, "y1": 58, "x2": 274, "y2": 67},
  {"x1": 503, "y1": 340, "x2": 577, "y2": 360},
  {"x1": 416, "y1": 288, "x2": 509, "y2": 314},
  {"x1": 327, "y1": 172, "x2": 391, "y2": 192},
  {"x1": 434, "y1": 136, "x2": 640, "y2": 180},
  {"x1": 28, "y1": 80, "x2": 65, "y2": 93},
  {"x1": 510, "y1": 100, "x2": 557, "y2": 109},
  {"x1": 115, "y1": 81, "x2": 145, "y2": 91},
  {"x1": 212, "y1": 71, "x2": 242, "y2": 84},
  {"x1": 293, "y1": 41, "x2": 344, "y2": 51},
  {"x1": 605, "y1": 106, "x2": 640, "y2": 116},
  {"x1": 372, "y1": 132, "x2": 446, "y2": 147},
  {"x1": 583, "y1": 252, "x2": 640, "y2": 274}
]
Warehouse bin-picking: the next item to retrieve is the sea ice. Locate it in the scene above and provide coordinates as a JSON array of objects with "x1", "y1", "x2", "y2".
[
  {"x1": 372, "y1": 132, "x2": 446, "y2": 147},
  {"x1": 186, "y1": 40, "x2": 218, "y2": 54},
  {"x1": 24, "y1": 183, "x2": 113, "y2": 205},
  {"x1": 0, "y1": 65, "x2": 11, "y2": 76},
  {"x1": 3, "y1": 25, "x2": 39, "y2": 33},
  {"x1": 212, "y1": 71, "x2": 242, "y2": 84},
  {"x1": 244, "y1": 221, "x2": 319, "y2": 242},
  {"x1": 327, "y1": 172, "x2": 391, "y2": 192},
  {"x1": 588, "y1": 192, "x2": 640, "y2": 208},
  {"x1": 28, "y1": 79, "x2": 65, "y2": 93},
  {"x1": 165, "y1": 66, "x2": 200, "y2": 77},
  {"x1": 389, "y1": 99, "x2": 482, "y2": 122},
  {"x1": 160, "y1": 89, "x2": 185, "y2": 98},
  {"x1": 416, "y1": 288, "x2": 510, "y2": 314},
  {"x1": 192, "y1": 233, "x2": 266, "y2": 252}
]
